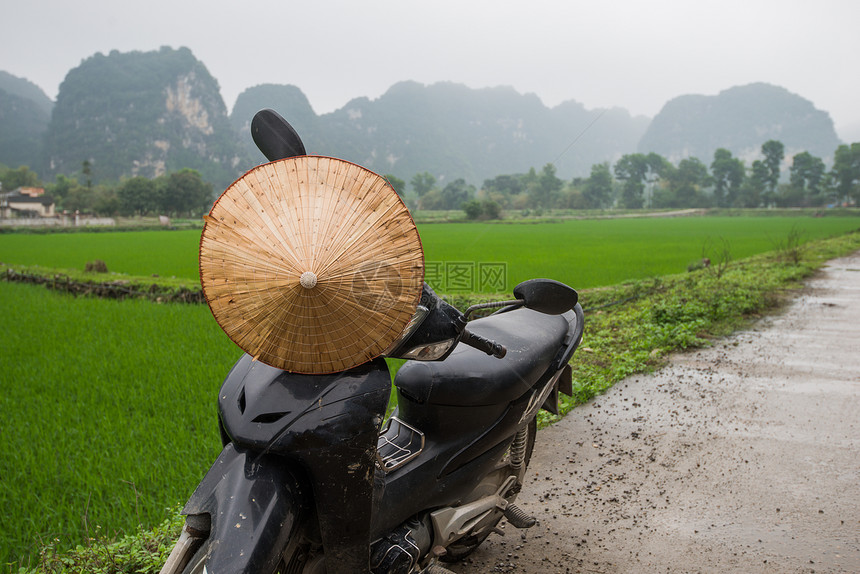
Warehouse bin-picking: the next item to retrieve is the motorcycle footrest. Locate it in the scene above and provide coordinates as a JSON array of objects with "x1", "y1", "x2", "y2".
[{"x1": 503, "y1": 503, "x2": 536, "y2": 529}]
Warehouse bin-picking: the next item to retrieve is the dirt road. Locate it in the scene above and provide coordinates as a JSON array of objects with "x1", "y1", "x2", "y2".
[{"x1": 455, "y1": 253, "x2": 860, "y2": 574}]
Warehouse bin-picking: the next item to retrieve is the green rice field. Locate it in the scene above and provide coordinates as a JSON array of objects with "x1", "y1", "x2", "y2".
[
  {"x1": 418, "y1": 216, "x2": 860, "y2": 290},
  {"x1": 1, "y1": 216, "x2": 859, "y2": 292},
  {"x1": 0, "y1": 282, "x2": 239, "y2": 566},
  {"x1": 1, "y1": 213, "x2": 859, "y2": 566}
]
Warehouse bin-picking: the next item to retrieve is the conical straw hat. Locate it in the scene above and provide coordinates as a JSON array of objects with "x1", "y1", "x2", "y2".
[{"x1": 200, "y1": 156, "x2": 424, "y2": 374}]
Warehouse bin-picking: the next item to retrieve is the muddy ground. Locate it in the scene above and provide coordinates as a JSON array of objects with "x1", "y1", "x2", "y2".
[{"x1": 455, "y1": 252, "x2": 860, "y2": 574}]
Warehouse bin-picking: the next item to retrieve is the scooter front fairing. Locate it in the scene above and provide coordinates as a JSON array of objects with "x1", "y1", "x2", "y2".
[
  {"x1": 214, "y1": 355, "x2": 393, "y2": 572},
  {"x1": 179, "y1": 443, "x2": 307, "y2": 573}
]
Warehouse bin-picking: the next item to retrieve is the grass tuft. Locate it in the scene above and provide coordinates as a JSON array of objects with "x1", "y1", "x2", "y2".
[{"x1": 14, "y1": 512, "x2": 183, "y2": 574}]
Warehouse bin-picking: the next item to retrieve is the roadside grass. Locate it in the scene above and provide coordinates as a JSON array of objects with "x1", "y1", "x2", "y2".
[
  {"x1": 15, "y1": 513, "x2": 184, "y2": 574},
  {"x1": 5, "y1": 229, "x2": 860, "y2": 573}
]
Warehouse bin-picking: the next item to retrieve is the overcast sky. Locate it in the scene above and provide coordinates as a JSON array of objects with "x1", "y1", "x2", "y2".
[{"x1": 4, "y1": 0, "x2": 859, "y2": 140}]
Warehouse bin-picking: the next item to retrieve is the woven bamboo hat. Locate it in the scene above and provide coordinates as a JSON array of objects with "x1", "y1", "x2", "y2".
[{"x1": 200, "y1": 156, "x2": 424, "y2": 374}]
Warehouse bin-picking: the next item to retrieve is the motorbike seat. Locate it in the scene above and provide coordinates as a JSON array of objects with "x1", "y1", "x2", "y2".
[{"x1": 394, "y1": 307, "x2": 572, "y2": 407}]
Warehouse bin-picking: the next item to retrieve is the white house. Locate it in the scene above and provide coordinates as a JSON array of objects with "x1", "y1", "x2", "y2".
[{"x1": 0, "y1": 187, "x2": 56, "y2": 218}]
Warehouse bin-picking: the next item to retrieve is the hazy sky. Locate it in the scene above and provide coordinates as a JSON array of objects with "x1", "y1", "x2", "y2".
[{"x1": 4, "y1": 0, "x2": 859, "y2": 140}]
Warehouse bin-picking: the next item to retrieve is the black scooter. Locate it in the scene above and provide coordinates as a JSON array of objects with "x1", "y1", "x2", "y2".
[{"x1": 160, "y1": 110, "x2": 584, "y2": 574}]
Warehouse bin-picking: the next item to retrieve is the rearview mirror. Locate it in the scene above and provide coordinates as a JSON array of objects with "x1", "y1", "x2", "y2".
[{"x1": 513, "y1": 279, "x2": 578, "y2": 315}]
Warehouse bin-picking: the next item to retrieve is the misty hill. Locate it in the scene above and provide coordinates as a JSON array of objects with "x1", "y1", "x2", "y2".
[
  {"x1": 42, "y1": 47, "x2": 246, "y2": 189},
  {"x1": 3, "y1": 48, "x2": 848, "y2": 196},
  {"x1": 0, "y1": 71, "x2": 54, "y2": 115},
  {"x1": 0, "y1": 72, "x2": 53, "y2": 170},
  {"x1": 231, "y1": 81, "x2": 650, "y2": 185},
  {"x1": 638, "y1": 83, "x2": 841, "y2": 164}
]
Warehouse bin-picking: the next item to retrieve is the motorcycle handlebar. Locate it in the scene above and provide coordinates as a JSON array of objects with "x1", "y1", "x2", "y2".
[{"x1": 460, "y1": 328, "x2": 507, "y2": 358}]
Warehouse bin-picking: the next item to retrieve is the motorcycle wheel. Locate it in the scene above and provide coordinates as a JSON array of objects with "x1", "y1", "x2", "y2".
[{"x1": 441, "y1": 416, "x2": 537, "y2": 562}]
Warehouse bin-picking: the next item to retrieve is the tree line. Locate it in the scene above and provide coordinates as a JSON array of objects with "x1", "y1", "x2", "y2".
[
  {"x1": 0, "y1": 162, "x2": 214, "y2": 218},
  {"x1": 386, "y1": 140, "x2": 860, "y2": 219},
  {"x1": 3, "y1": 139, "x2": 859, "y2": 221}
]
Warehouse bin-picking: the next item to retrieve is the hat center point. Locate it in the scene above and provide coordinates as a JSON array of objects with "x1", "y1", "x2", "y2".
[{"x1": 299, "y1": 271, "x2": 318, "y2": 289}]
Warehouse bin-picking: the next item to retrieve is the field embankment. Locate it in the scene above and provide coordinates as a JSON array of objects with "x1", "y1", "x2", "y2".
[{"x1": 2, "y1": 267, "x2": 204, "y2": 303}]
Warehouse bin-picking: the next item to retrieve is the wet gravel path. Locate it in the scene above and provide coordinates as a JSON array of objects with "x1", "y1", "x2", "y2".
[{"x1": 454, "y1": 253, "x2": 860, "y2": 574}]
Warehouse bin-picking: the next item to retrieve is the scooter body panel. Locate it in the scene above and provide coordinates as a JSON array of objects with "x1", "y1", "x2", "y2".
[
  {"x1": 182, "y1": 443, "x2": 304, "y2": 574},
  {"x1": 218, "y1": 355, "x2": 392, "y2": 456},
  {"x1": 370, "y1": 307, "x2": 580, "y2": 536},
  {"x1": 217, "y1": 356, "x2": 393, "y2": 573}
]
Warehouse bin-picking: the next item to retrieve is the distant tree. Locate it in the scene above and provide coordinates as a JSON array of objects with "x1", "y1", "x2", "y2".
[
  {"x1": 660, "y1": 157, "x2": 710, "y2": 208},
  {"x1": 62, "y1": 183, "x2": 94, "y2": 213},
  {"x1": 517, "y1": 167, "x2": 538, "y2": 209},
  {"x1": 582, "y1": 162, "x2": 613, "y2": 208},
  {"x1": 558, "y1": 186, "x2": 588, "y2": 210},
  {"x1": 643, "y1": 153, "x2": 671, "y2": 207},
  {"x1": 49, "y1": 175, "x2": 91, "y2": 212},
  {"x1": 614, "y1": 153, "x2": 668, "y2": 208},
  {"x1": 615, "y1": 154, "x2": 647, "y2": 208},
  {"x1": 774, "y1": 183, "x2": 806, "y2": 208},
  {"x1": 531, "y1": 163, "x2": 563, "y2": 209},
  {"x1": 739, "y1": 160, "x2": 770, "y2": 207},
  {"x1": 521, "y1": 167, "x2": 538, "y2": 190},
  {"x1": 462, "y1": 199, "x2": 482, "y2": 220},
  {"x1": 157, "y1": 169, "x2": 213, "y2": 216},
  {"x1": 410, "y1": 172, "x2": 436, "y2": 196},
  {"x1": 831, "y1": 142, "x2": 860, "y2": 205},
  {"x1": 558, "y1": 175, "x2": 590, "y2": 210},
  {"x1": 482, "y1": 174, "x2": 525, "y2": 208},
  {"x1": 483, "y1": 174, "x2": 524, "y2": 198},
  {"x1": 419, "y1": 189, "x2": 444, "y2": 210},
  {"x1": 480, "y1": 199, "x2": 502, "y2": 219},
  {"x1": 761, "y1": 139, "x2": 784, "y2": 205},
  {"x1": 119, "y1": 176, "x2": 157, "y2": 216},
  {"x1": 418, "y1": 178, "x2": 474, "y2": 211},
  {"x1": 91, "y1": 185, "x2": 119, "y2": 216},
  {"x1": 462, "y1": 198, "x2": 501, "y2": 220},
  {"x1": 48, "y1": 174, "x2": 78, "y2": 203},
  {"x1": 81, "y1": 160, "x2": 93, "y2": 190},
  {"x1": 710, "y1": 148, "x2": 745, "y2": 207},
  {"x1": 383, "y1": 174, "x2": 406, "y2": 197},
  {"x1": 440, "y1": 178, "x2": 475, "y2": 210},
  {"x1": 0, "y1": 165, "x2": 40, "y2": 191},
  {"x1": 789, "y1": 151, "x2": 826, "y2": 202}
]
